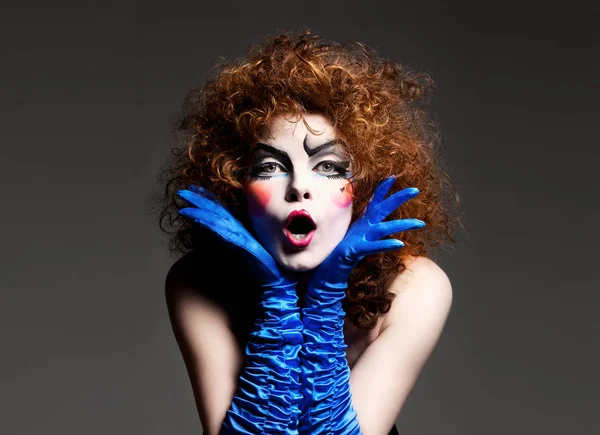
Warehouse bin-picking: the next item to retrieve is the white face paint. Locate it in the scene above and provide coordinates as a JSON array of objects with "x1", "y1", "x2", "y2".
[{"x1": 245, "y1": 114, "x2": 355, "y2": 272}]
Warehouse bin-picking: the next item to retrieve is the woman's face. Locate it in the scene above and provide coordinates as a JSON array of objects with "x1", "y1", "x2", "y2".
[{"x1": 245, "y1": 114, "x2": 354, "y2": 272}]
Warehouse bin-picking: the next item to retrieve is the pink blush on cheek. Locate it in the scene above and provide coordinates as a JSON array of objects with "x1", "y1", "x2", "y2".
[
  {"x1": 246, "y1": 182, "x2": 272, "y2": 217},
  {"x1": 332, "y1": 180, "x2": 354, "y2": 208}
]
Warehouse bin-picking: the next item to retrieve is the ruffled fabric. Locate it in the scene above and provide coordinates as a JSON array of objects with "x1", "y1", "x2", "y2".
[
  {"x1": 299, "y1": 281, "x2": 362, "y2": 435},
  {"x1": 220, "y1": 281, "x2": 303, "y2": 435}
]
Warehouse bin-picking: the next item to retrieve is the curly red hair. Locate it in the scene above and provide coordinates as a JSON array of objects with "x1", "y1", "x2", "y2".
[{"x1": 154, "y1": 30, "x2": 465, "y2": 329}]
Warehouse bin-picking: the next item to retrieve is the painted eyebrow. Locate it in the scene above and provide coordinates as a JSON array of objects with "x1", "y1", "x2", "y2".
[
  {"x1": 303, "y1": 137, "x2": 348, "y2": 157},
  {"x1": 252, "y1": 143, "x2": 291, "y2": 162},
  {"x1": 252, "y1": 138, "x2": 348, "y2": 162}
]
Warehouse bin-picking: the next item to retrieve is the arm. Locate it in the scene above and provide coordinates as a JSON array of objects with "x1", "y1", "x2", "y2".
[
  {"x1": 298, "y1": 274, "x2": 361, "y2": 434},
  {"x1": 298, "y1": 178, "x2": 426, "y2": 434},
  {"x1": 224, "y1": 279, "x2": 303, "y2": 434},
  {"x1": 349, "y1": 257, "x2": 452, "y2": 435},
  {"x1": 165, "y1": 265, "x2": 242, "y2": 434},
  {"x1": 167, "y1": 272, "x2": 303, "y2": 435},
  {"x1": 172, "y1": 187, "x2": 304, "y2": 434}
]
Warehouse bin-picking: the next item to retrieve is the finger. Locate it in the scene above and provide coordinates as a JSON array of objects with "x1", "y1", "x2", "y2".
[
  {"x1": 177, "y1": 189, "x2": 237, "y2": 222},
  {"x1": 188, "y1": 184, "x2": 218, "y2": 200},
  {"x1": 180, "y1": 207, "x2": 250, "y2": 247},
  {"x1": 358, "y1": 239, "x2": 406, "y2": 257},
  {"x1": 365, "y1": 176, "x2": 396, "y2": 215},
  {"x1": 177, "y1": 189, "x2": 216, "y2": 209},
  {"x1": 179, "y1": 207, "x2": 251, "y2": 244},
  {"x1": 178, "y1": 207, "x2": 227, "y2": 233},
  {"x1": 367, "y1": 219, "x2": 425, "y2": 241},
  {"x1": 180, "y1": 207, "x2": 265, "y2": 250},
  {"x1": 181, "y1": 207, "x2": 279, "y2": 281},
  {"x1": 178, "y1": 201, "x2": 234, "y2": 224},
  {"x1": 178, "y1": 206, "x2": 223, "y2": 223},
  {"x1": 177, "y1": 188, "x2": 227, "y2": 212},
  {"x1": 367, "y1": 187, "x2": 420, "y2": 224}
]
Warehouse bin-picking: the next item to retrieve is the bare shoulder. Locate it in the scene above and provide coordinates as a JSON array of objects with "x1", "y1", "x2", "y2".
[
  {"x1": 380, "y1": 255, "x2": 453, "y2": 333},
  {"x1": 164, "y1": 251, "x2": 235, "y2": 342},
  {"x1": 164, "y1": 251, "x2": 250, "y2": 434},
  {"x1": 166, "y1": 253, "x2": 203, "y2": 300},
  {"x1": 164, "y1": 250, "x2": 260, "y2": 350},
  {"x1": 165, "y1": 251, "x2": 209, "y2": 298},
  {"x1": 348, "y1": 256, "x2": 454, "y2": 433},
  {"x1": 165, "y1": 251, "x2": 244, "y2": 316}
]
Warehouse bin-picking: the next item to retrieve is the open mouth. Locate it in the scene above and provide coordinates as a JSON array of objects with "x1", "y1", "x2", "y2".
[{"x1": 284, "y1": 210, "x2": 316, "y2": 248}]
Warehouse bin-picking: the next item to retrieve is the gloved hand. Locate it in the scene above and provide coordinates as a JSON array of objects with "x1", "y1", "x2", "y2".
[
  {"x1": 178, "y1": 186, "x2": 303, "y2": 435},
  {"x1": 298, "y1": 176, "x2": 425, "y2": 434}
]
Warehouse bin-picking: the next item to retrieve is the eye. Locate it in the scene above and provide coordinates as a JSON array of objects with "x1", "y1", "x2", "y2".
[
  {"x1": 250, "y1": 161, "x2": 287, "y2": 179},
  {"x1": 319, "y1": 162, "x2": 335, "y2": 172},
  {"x1": 261, "y1": 163, "x2": 279, "y2": 173},
  {"x1": 313, "y1": 160, "x2": 350, "y2": 179}
]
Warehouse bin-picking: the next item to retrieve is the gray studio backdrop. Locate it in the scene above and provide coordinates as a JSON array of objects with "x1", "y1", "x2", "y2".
[{"x1": 1, "y1": 1, "x2": 598, "y2": 434}]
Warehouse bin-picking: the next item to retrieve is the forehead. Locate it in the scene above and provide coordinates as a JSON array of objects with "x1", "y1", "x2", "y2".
[{"x1": 262, "y1": 114, "x2": 336, "y2": 147}]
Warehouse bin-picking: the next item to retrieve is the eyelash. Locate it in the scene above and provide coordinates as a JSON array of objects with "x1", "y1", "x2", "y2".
[
  {"x1": 250, "y1": 162, "x2": 286, "y2": 180},
  {"x1": 314, "y1": 161, "x2": 350, "y2": 179},
  {"x1": 249, "y1": 160, "x2": 350, "y2": 180}
]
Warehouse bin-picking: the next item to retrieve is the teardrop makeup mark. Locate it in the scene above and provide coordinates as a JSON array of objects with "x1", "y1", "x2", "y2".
[{"x1": 246, "y1": 182, "x2": 272, "y2": 217}]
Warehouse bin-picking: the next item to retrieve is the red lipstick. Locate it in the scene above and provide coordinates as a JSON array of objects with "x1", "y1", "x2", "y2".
[{"x1": 283, "y1": 210, "x2": 316, "y2": 248}]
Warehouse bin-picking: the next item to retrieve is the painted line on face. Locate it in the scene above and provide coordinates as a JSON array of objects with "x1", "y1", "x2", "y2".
[{"x1": 303, "y1": 135, "x2": 348, "y2": 157}]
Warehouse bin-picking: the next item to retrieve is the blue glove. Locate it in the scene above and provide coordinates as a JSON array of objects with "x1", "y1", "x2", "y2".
[
  {"x1": 298, "y1": 177, "x2": 425, "y2": 434},
  {"x1": 177, "y1": 186, "x2": 303, "y2": 435}
]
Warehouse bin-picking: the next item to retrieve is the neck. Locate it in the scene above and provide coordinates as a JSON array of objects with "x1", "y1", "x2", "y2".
[{"x1": 287, "y1": 270, "x2": 313, "y2": 305}]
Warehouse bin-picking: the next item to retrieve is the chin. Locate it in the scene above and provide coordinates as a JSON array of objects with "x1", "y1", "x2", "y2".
[{"x1": 275, "y1": 252, "x2": 323, "y2": 273}]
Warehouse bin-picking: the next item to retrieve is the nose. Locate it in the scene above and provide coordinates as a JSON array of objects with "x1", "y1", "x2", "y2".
[{"x1": 285, "y1": 173, "x2": 313, "y2": 202}]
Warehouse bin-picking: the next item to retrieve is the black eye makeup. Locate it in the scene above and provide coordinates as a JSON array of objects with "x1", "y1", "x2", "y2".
[
  {"x1": 247, "y1": 141, "x2": 353, "y2": 181},
  {"x1": 249, "y1": 159, "x2": 351, "y2": 181},
  {"x1": 249, "y1": 160, "x2": 288, "y2": 180},
  {"x1": 313, "y1": 160, "x2": 351, "y2": 180}
]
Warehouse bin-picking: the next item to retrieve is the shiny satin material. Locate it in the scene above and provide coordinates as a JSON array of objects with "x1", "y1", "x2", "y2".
[
  {"x1": 222, "y1": 280, "x2": 303, "y2": 434},
  {"x1": 178, "y1": 186, "x2": 282, "y2": 282},
  {"x1": 177, "y1": 181, "x2": 423, "y2": 434},
  {"x1": 177, "y1": 187, "x2": 303, "y2": 434},
  {"x1": 299, "y1": 282, "x2": 362, "y2": 434},
  {"x1": 298, "y1": 177, "x2": 424, "y2": 434}
]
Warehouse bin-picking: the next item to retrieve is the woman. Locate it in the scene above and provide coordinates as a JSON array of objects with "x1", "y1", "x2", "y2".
[{"x1": 157, "y1": 30, "x2": 462, "y2": 435}]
